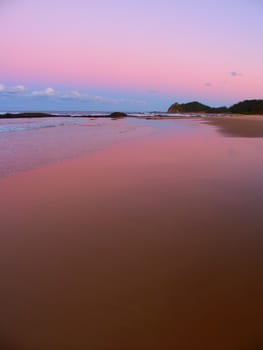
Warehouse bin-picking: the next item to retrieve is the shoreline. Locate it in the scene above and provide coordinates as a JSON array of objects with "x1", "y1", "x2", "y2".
[
  {"x1": 1, "y1": 112, "x2": 263, "y2": 120},
  {"x1": 0, "y1": 117, "x2": 156, "y2": 179},
  {"x1": 1, "y1": 115, "x2": 263, "y2": 179}
]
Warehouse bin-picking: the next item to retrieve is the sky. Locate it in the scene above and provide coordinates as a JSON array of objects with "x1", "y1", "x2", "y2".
[{"x1": 0, "y1": 0, "x2": 263, "y2": 111}]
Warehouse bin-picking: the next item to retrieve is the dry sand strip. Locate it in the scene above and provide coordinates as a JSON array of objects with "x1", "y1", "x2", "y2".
[{"x1": 202, "y1": 114, "x2": 263, "y2": 137}]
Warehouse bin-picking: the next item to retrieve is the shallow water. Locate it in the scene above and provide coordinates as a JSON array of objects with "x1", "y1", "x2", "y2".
[
  {"x1": 0, "y1": 118, "x2": 262, "y2": 350},
  {"x1": 0, "y1": 117, "x2": 153, "y2": 178}
]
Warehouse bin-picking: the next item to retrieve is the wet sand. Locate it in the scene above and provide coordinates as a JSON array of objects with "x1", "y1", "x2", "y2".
[
  {"x1": 0, "y1": 118, "x2": 263, "y2": 350},
  {"x1": 0, "y1": 117, "x2": 153, "y2": 177},
  {"x1": 204, "y1": 114, "x2": 263, "y2": 137}
]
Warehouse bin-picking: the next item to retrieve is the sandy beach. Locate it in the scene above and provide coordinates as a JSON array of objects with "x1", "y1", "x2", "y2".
[
  {"x1": 203, "y1": 114, "x2": 263, "y2": 137},
  {"x1": 2, "y1": 0, "x2": 263, "y2": 347},
  {"x1": 0, "y1": 117, "x2": 263, "y2": 349}
]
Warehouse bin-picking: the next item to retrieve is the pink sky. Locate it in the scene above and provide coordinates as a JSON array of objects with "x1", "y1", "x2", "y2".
[{"x1": 0, "y1": 0, "x2": 263, "y2": 111}]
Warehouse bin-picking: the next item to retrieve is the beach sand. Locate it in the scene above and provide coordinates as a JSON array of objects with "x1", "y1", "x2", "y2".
[
  {"x1": 0, "y1": 117, "x2": 263, "y2": 349},
  {"x1": 204, "y1": 114, "x2": 263, "y2": 137}
]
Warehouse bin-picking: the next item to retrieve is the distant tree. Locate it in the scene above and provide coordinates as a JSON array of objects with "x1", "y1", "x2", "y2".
[
  {"x1": 230, "y1": 100, "x2": 263, "y2": 114},
  {"x1": 208, "y1": 106, "x2": 229, "y2": 113},
  {"x1": 167, "y1": 101, "x2": 211, "y2": 113},
  {"x1": 168, "y1": 99, "x2": 263, "y2": 114}
]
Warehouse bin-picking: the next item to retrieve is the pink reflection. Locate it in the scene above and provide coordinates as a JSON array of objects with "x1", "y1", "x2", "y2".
[{"x1": 0, "y1": 120, "x2": 263, "y2": 350}]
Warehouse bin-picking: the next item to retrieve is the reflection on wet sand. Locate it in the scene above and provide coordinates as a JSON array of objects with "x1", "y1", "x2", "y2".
[{"x1": 0, "y1": 119, "x2": 263, "y2": 350}]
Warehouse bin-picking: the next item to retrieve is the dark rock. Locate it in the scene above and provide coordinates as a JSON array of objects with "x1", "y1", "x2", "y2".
[
  {"x1": 167, "y1": 102, "x2": 181, "y2": 113},
  {"x1": 0, "y1": 112, "x2": 54, "y2": 119},
  {"x1": 109, "y1": 112, "x2": 127, "y2": 118}
]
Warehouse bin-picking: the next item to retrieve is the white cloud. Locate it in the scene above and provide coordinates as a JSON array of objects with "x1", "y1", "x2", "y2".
[
  {"x1": 0, "y1": 84, "x2": 27, "y2": 95},
  {"x1": 61, "y1": 90, "x2": 82, "y2": 99},
  {"x1": 45, "y1": 87, "x2": 56, "y2": 96},
  {"x1": 60, "y1": 91, "x2": 146, "y2": 106},
  {"x1": 1, "y1": 83, "x2": 146, "y2": 106},
  {"x1": 32, "y1": 87, "x2": 56, "y2": 97},
  {"x1": 7, "y1": 85, "x2": 27, "y2": 93},
  {"x1": 60, "y1": 91, "x2": 111, "y2": 103},
  {"x1": 13, "y1": 85, "x2": 26, "y2": 92}
]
